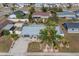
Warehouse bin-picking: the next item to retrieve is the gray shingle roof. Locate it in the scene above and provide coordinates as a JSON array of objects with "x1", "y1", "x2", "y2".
[
  {"x1": 64, "y1": 23, "x2": 79, "y2": 28},
  {"x1": 57, "y1": 11, "x2": 75, "y2": 15}
]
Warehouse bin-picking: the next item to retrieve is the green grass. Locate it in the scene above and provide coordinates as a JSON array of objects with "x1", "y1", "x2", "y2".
[{"x1": 27, "y1": 42, "x2": 42, "y2": 52}]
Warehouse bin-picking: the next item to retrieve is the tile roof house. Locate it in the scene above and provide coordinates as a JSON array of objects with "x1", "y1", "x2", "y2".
[
  {"x1": 57, "y1": 11, "x2": 76, "y2": 19},
  {"x1": 32, "y1": 12, "x2": 52, "y2": 23},
  {"x1": 8, "y1": 10, "x2": 29, "y2": 22},
  {"x1": 63, "y1": 23, "x2": 79, "y2": 33},
  {"x1": 8, "y1": 10, "x2": 25, "y2": 19}
]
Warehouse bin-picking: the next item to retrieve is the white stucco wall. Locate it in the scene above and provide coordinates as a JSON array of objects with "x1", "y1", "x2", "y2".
[
  {"x1": 58, "y1": 15, "x2": 76, "y2": 18},
  {"x1": 8, "y1": 19, "x2": 29, "y2": 22},
  {"x1": 68, "y1": 28, "x2": 79, "y2": 33},
  {"x1": 15, "y1": 31, "x2": 21, "y2": 34},
  {"x1": 9, "y1": 31, "x2": 13, "y2": 34}
]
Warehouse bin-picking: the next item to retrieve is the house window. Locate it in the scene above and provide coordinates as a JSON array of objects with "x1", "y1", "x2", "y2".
[{"x1": 72, "y1": 28, "x2": 74, "y2": 31}]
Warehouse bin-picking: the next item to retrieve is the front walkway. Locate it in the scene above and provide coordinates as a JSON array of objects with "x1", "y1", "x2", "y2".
[{"x1": 9, "y1": 37, "x2": 35, "y2": 56}]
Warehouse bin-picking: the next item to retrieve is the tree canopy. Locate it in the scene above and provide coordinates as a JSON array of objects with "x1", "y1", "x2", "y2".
[
  {"x1": 39, "y1": 26, "x2": 63, "y2": 46},
  {"x1": 2, "y1": 30, "x2": 10, "y2": 36},
  {"x1": 41, "y1": 6, "x2": 48, "y2": 12}
]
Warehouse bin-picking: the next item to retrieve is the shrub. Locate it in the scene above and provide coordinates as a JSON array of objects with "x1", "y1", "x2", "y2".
[{"x1": 2, "y1": 30, "x2": 10, "y2": 36}]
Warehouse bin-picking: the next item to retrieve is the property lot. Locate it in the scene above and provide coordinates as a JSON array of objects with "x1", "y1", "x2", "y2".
[
  {"x1": 58, "y1": 19, "x2": 79, "y2": 52},
  {"x1": 0, "y1": 37, "x2": 12, "y2": 52},
  {"x1": 60, "y1": 33, "x2": 79, "y2": 52},
  {"x1": 59, "y1": 21, "x2": 79, "y2": 53}
]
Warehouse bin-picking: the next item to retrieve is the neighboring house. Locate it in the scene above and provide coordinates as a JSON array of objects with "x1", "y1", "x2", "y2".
[
  {"x1": 32, "y1": 12, "x2": 52, "y2": 23},
  {"x1": 2, "y1": 24, "x2": 15, "y2": 34},
  {"x1": 8, "y1": 10, "x2": 29, "y2": 22},
  {"x1": 8, "y1": 10, "x2": 26, "y2": 19},
  {"x1": 63, "y1": 23, "x2": 79, "y2": 33},
  {"x1": 55, "y1": 26, "x2": 64, "y2": 36},
  {"x1": 47, "y1": 3, "x2": 57, "y2": 8},
  {"x1": 74, "y1": 10, "x2": 79, "y2": 18},
  {"x1": 15, "y1": 3, "x2": 30, "y2": 8},
  {"x1": 34, "y1": 3, "x2": 43, "y2": 8},
  {"x1": 15, "y1": 3, "x2": 25, "y2": 8},
  {"x1": 0, "y1": 20, "x2": 13, "y2": 30},
  {"x1": 14, "y1": 22, "x2": 24, "y2": 35},
  {"x1": 57, "y1": 11, "x2": 76, "y2": 19},
  {"x1": 34, "y1": 3, "x2": 57, "y2": 8}
]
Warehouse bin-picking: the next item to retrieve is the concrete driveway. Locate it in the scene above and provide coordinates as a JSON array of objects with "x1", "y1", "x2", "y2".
[{"x1": 9, "y1": 37, "x2": 33, "y2": 56}]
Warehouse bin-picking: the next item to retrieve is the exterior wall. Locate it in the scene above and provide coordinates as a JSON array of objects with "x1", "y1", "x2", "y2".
[
  {"x1": 9, "y1": 31, "x2": 13, "y2": 34},
  {"x1": 34, "y1": 4, "x2": 43, "y2": 8},
  {"x1": 34, "y1": 18, "x2": 47, "y2": 23},
  {"x1": 32, "y1": 15, "x2": 49, "y2": 18},
  {"x1": 15, "y1": 31, "x2": 21, "y2": 34},
  {"x1": 58, "y1": 15, "x2": 76, "y2": 18},
  {"x1": 68, "y1": 28, "x2": 79, "y2": 33},
  {"x1": 76, "y1": 13, "x2": 79, "y2": 17},
  {"x1": 60, "y1": 34, "x2": 64, "y2": 36},
  {"x1": 8, "y1": 19, "x2": 29, "y2": 22},
  {"x1": 14, "y1": 23, "x2": 24, "y2": 28}
]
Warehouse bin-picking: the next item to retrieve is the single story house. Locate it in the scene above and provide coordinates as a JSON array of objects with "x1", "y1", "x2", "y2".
[
  {"x1": 15, "y1": 3, "x2": 26, "y2": 8},
  {"x1": 34, "y1": 3, "x2": 43, "y2": 8},
  {"x1": 32, "y1": 12, "x2": 52, "y2": 22},
  {"x1": 63, "y1": 23, "x2": 79, "y2": 33},
  {"x1": 57, "y1": 11, "x2": 76, "y2": 19},
  {"x1": 2, "y1": 24, "x2": 15, "y2": 34},
  {"x1": 21, "y1": 24, "x2": 45, "y2": 38},
  {"x1": 8, "y1": 10, "x2": 29, "y2": 22},
  {"x1": 21, "y1": 24, "x2": 64, "y2": 38}
]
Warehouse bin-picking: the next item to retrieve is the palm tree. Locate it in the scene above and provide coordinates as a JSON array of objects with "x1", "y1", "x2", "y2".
[
  {"x1": 50, "y1": 10, "x2": 59, "y2": 23},
  {"x1": 41, "y1": 6, "x2": 48, "y2": 12},
  {"x1": 29, "y1": 6, "x2": 35, "y2": 14},
  {"x1": 46, "y1": 18, "x2": 57, "y2": 26},
  {"x1": 39, "y1": 25, "x2": 63, "y2": 52},
  {"x1": 28, "y1": 13, "x2": 33, "y2": 23},
  {"x1": 28, "y1": 6, "x2": 35, "y2": 23},
  {"x1": 11, "y1": 31, "x2": 19, "y2": 41},
  {"x1": 67, "y1": 3, "x2": 72, "y2": 9},
  {"x1": 39, "y1": 19, "x2": 67, "y2": 52},
  {"x1": 11, "y1": 4, "x2": 16, "y2": 12}
]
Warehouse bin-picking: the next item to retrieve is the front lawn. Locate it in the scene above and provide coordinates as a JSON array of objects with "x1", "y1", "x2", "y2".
[{"x1": 27, "y1": 42, "x2": 42, "y2": 52}]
